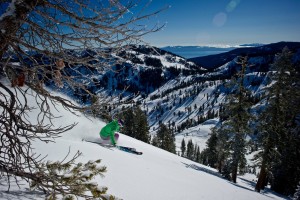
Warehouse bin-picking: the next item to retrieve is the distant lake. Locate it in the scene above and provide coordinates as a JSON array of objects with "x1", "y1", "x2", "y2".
[{"x1": 161, "y1": 46, "x2": 236, "y2": 59}]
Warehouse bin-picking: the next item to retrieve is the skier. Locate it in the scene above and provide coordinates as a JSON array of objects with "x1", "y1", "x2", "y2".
[
  {"x1": 99, "y1": 119, "x2": 123, "y2": 146},
  {"x1": 98, "y1": 119, "x2": 143, "y2": 155}
]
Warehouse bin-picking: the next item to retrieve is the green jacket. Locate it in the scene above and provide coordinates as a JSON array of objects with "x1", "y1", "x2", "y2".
[{"x1": 100, "y1": 120, "x2": 120, "y2": 145}]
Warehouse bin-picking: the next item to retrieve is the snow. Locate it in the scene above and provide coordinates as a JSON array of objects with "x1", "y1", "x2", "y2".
[
  {"x1": 0, "y1": 83, "x2": 288, "y2": 200},
  {"x1": 175, "y1": 120, "x2": 217, "y2": 153}
]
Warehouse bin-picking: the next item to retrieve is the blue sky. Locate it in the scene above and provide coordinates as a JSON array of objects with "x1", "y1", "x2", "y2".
[{"x1": 139, "y1": 0, "x2": 300, "y2": 47}]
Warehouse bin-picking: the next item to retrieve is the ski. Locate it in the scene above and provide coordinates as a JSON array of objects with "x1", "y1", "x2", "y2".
[{"x1": 116, "y1": 146, "x2": 143, "y2": 155}]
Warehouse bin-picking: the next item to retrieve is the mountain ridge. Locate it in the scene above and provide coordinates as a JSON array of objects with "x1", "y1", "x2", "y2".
[{"x1": 188, "y1": 41, "x2": 300, "y2": 70}]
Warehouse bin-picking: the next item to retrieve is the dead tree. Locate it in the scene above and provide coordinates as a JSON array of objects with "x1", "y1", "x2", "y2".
[{"x1": 0, "y1": 0, "x2": 164, "y2": 198}]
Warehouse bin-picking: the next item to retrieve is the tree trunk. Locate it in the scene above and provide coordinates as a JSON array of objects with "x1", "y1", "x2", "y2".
[
  {"x1": 217, "y1": 160, "x2": 223, "y2": 173},
  {"x1": 255, "y1": 160, "x2": 268, "y2": 192},
  {"x1": 232, "y1": 164, "x2": 238, "y2": 183}
]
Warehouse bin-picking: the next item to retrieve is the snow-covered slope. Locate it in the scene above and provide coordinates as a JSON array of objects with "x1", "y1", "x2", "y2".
[
  {"x1": 57, "y1": 45, "x2": 206, "y2": 103},
  {"x1": 0, "y1": 85, "x2": 288, "y2": 200}
]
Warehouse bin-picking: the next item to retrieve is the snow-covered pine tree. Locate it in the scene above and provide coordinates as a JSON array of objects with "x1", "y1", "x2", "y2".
[{"x1": 31, "y1": 156, "x2": 111, "y2": 199}]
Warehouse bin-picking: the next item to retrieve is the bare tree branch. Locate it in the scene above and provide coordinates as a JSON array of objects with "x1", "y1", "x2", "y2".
[{"x1": 0, "y1": 0, "x2": 165, "y2": 198}]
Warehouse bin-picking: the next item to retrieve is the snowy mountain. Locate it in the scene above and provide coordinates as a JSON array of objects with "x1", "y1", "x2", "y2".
[
  {"x1": 52, "y1": 45, "x2": 206, "y2": 105},
  {"x1": 0, "y1": 83, "x2": 288, "y2": 200},
  {"x1": 14, "y1": 42, "x2": 300, "y2": 154},
  {"x1": 189, "y1": 41, "x2": 300, "y2": 69}
]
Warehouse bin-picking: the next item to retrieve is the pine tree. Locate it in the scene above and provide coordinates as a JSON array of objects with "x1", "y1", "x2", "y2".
[
  {"x1": 181, "y1": 138, "x2": 186, "y2": 157},
  {"x1": 200, "y1": 148, "x2": 209, "y2": 165},
  {"x1": 186, "y1": 139, "x2": 194, "y2": 160},
  {"x1": 122, "y1": 108, "x2": 135, "y2": 138},
  {"x1": 155, "y1": 123, "x2": 176, "y2": 153},
  {"x1": 271, "y1": 49, "x2": 300, "y2": 196},
  {"x1": 195, "y1": 145, "x2": 201, "y2": 163},
  {"x1": 215, "y1": 125, "x2": 231, "y2": 174},
  {"x1": 121, "y1": 107, "x2": 150, "y2": 143},
  {"x1": 255, "y1": 48, "x2": 300, "y2": 194},
  {"x1": 135, "y1": 106, "x2": 151, "y2": 143},
  {"x1": 223, "y1": 56, "x2": 252, "y2": 183},
  {"x1": 193, "y1": 144, "x2": 198, "y2": 161},
  {"x1": 205, "y1": 127, "x2": 218, "y2": 168},
  {"x1": 273, "y1": 127, "x2": 300, "y2": 195},
  {"x1": 205, "y1": 125, "x2": 230, "y2": 174}
]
